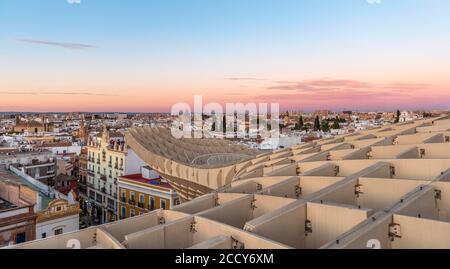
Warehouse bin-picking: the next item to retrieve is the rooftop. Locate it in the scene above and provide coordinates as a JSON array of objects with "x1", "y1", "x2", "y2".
[
  {"x1": 120, "y1": 174, "x2": 173, "y2": 189},
  {"x1": 125, "y1": 127, "x2": 260, "y2": 169},
  {"x1": 35, "y1": 142, "x2": 73, "y2": 148},
  {"x1": 0, "y1": 197, "x2": 16, "y2": 211},
  {"x1": 0, "y1": 150, "x2": 53, "y2": 159},
  {"x1": 9, "y1": 114, "x2": 450, "y2": 249},
  {"x1": 0, "y1": 169, "x2": 52, "y2": 210}
]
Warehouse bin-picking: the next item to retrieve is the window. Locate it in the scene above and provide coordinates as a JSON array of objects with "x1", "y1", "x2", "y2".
[
  {"x1": 96, "y1": 193, "x2": 103, "y2": 203},
  {"x1": 15, "y1": 233, "x2": 26, "y2": 244},
  {"x1": 130, "y1": 192, "x2": 135, "y2": 202},
  {"x1": 139, "y1": 194, "x2": 144, "y2": 203},
  {"x1": 150, "y1": 196, "x2": 155, "y2": 210},
  {"x1": 54, "y1": 228, "x2": 63, "y2": 236},
  {"x1": 42, "y1": 233, "x2": 47, "y2": 239},
  {"x1": 160, "y1": 199, "x2": 166, "y2": 210},
  {"x1": 130, "y1": 209, "x2": 135, "y2": 217}
]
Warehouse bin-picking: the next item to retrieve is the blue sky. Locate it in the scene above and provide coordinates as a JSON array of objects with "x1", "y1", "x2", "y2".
[{"x1": 1, "y1": 0, "x2": 450, "y2": 112}]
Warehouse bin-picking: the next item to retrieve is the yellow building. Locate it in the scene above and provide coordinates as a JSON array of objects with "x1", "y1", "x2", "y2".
[{"x1": 118, "y1": 169, "x2": 179, "y2": 219}]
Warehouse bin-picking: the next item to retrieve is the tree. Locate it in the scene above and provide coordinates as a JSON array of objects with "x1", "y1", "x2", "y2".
[
  {"x1": 245, "y1": 111, "x2": 250, "y2": 138},
  {"x1": 298, "y1": 116, "x2": 304, "y2": 128},
  {"x1": 294, "y1": 116, "x2": 304, "y2": 130},
  {"x1": 222, "y1": 114, "x2": 227, "y2": 135},
  {"x1": 395, "y1": 110, "x2": 401, "y2": 123},
  {"x1": 332, "y1": 120, "x2": 340, "y2": 129},
  {"x1": 303, "y1": 123, "x2": 312, "y2": 132},
  {"x1": 314, "y1": 116, "x2": 321, "y2": 131},
  {"x1": 321, "y1": 120, "x2": 330, "y2": 132}
]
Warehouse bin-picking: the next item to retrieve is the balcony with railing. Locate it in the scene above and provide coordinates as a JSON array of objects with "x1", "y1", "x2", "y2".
[
  {"x1": 107, "y1": 202, "x2": 115, "y2": 211},
  {"x1": 128, "y1": 199, "x2": 136, "y2": 206},
  {"x1": 137, "y1": 202, "x2": 145, "y2": 209},
  {"x1": 78, "y1": 184, "x2": 87, "y2": 195},
  {"x1": 100, "y1": 174, "x2": 107, "y2": 181}
]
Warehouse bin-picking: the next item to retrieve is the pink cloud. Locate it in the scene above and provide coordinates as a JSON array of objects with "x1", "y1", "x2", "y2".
[
  {"x1": 267, "y1": 79, "x2": 433, "y2": 93},
  {"x1": 245, "y1": 78, "x2": 450, "y2": 110}
]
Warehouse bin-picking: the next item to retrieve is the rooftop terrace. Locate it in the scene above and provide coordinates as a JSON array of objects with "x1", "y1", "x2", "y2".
[{"x1": 120, "y1": 174, "x2": 173, "y2": 189}]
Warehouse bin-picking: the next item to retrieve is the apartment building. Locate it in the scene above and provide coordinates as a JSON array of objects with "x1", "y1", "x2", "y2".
[
  {"x1": 1, "y1": 166, "x2": 80, "y2": 245},
  {"x1": 0, "y1": 150, "x2": 56, "y2": 183},
  {"x1": 118, "y1": 166, "x2": 179, "y2": 219},
  {"x1": 35, "y1": 198, "x2": 80, "y2": 240},
  {"x1": 0, "y1": 178, "x2": 37, "y2": 247},
  {"x1": 86, "y1": 127, "x2": 145, "y2": 224},
  {"x1": 78, "y1": 148, "x2": 88, "y2": 213}
]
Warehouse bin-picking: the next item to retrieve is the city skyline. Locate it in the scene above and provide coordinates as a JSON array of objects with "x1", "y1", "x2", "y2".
[{"x1": 1, "y1": 0, "x2": 450, "y2": 112}]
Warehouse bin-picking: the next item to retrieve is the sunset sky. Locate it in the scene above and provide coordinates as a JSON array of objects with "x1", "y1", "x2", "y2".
[{"x1": 1, "y1": 0, "x2": 450, "y2": 112}]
